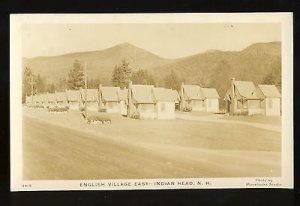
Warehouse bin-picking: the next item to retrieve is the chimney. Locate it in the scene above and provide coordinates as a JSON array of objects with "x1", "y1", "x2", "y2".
[
  {"x1": 127, "y1": 81, "x2": 132, "y2": 117},
  {"x1": 99, "y1": 84, "x2": 102, "y2": 111},
  {"x1": 230, "y1": 77, "x2": 236, "y2": 115},
  {"x1": 180, "y1": 82, "x2": 184, "y2": 110}
]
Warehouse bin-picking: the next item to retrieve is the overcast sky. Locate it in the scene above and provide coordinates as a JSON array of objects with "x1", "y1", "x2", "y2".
[{"x1": 22, "y1": 23, "x2": 281, "y2": 59}]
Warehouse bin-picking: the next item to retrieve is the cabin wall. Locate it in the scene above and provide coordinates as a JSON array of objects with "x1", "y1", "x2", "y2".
[
  {"x1": 85, "y1": 102, "x2": 99, "y2": 112},
  {"x1": 190, "y1": 100, "x2": 205, "y2": 111},
  {"x1": 120, "y1": 100, "x2": 127, "y2": 116},
  {"x1": 204, "y1": 98, "x2": 219, "y2": 113},
  {"x1": 57, "y1": 101, "x2": 68, "y2": 107},
  {"x1": 156, "y1": 101, "x2": 175, "y2": 119},
  {"x1": 68, "y1": 102, "x2": 79, "y2": 110},
  {"x1": 105, "y1": 101, "x2": 121, "y2": 113},
  {"x1": 137, "y1": 103, "x2": 157, "y2": 119},
  {"x1": 265, "y1": 98, "x2": 281, "y2": 116}
]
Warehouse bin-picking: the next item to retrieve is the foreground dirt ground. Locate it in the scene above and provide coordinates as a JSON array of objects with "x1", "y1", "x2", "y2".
[{"x1": 22, "y1": 108, "x2": 281, "y2": 180}]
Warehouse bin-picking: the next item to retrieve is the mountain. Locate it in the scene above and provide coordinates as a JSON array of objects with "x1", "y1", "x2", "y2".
[
  {"x1": 23, "y1": 41, "x2": 281, "y2": 108},
  {"x1": 23, "y1": 42, "x2": 174, "y2": 84},
  {"x1": 150, "y1": 42, "x2": 281, "y2": 106}
]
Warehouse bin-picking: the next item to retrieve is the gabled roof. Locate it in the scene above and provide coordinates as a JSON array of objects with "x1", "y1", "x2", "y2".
[
  {"x1": 131, "y1": 85, "x2": 154, "y2": 104},
  {"x1": 257, "y1": 85, "x2": 281, "y2": 98},
  {"x1": 172, "y1": 90, "x2": 180, "y2": 102},
  {"x1": 66, "y1": 90, "x2": 80, "y2": 102},
  {"x1": 34, "y1": 94, "x2": 42, "y2": 102},
  {"x1": 118, "y1": 89, "x2": 128, "y2": 101},
  {"x1": 55, "y1": 92, "x2": 67, "y2": 101},
  {"x1": 101, "y1": 87, "x2": 120, "y2": 102},
  {"x1": 47, "y1": 93, "x2": 56, "y2": 102},
  {"x1": 201, "y1": 88, "x2": 220, "y2": 99},
  {"x1": 152, "y1": 88, "x2": 178, "y2": 102},
  {"x1": 183, "y1": 85, "x2": 204, "y2": 100},
  {"x1": 80, "y1": 89, "x2": 98, "y2": 101},
  {"x1": 40, "y1": 94, "x2": 48, "y2": 102},
  {"x1": 234, "y1": 81, "x2": 259, "y2": 99}
]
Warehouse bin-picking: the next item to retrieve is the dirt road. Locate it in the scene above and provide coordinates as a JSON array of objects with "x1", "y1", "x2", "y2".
[{"x1": 23, "y1": 115, "x2": 280, "y2": 180}]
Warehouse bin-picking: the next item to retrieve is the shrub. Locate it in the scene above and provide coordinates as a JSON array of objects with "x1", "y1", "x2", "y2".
[
  {"x1": 130, "y1": 111, "x2": 140, "y2": 119},
  {"x1": 99, "y1": 108, "x2": 107, "y2": 112},
  {"x1": 182, "y1": 105, "x2": 192, "y2": 112},
  {"x1": 48, "y1": 106, "x2": 68, "y2": 113},
  {"x1": 86, "y1": 114, "x2": 111, "y2": 124}
]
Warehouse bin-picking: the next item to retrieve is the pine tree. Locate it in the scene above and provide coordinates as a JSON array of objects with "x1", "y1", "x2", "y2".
[
  {"x1": 67, "y1": 60, "x2": 85, "y2": 90},
  {"x1": 163, "y1": 70, "x2": 181, "y2": 91},
  {"x1": 35, "y1": 74, "x2": 46, "y2": 93},
  {"x1": 111, "y1": 59, "x2": 132, "y2": 88},
  {"x1": 22, "y1": 67, "x2": 34, "y2": 103}
]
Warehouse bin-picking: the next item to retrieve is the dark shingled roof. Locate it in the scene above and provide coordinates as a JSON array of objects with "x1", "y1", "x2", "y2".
[{"x1": 80, "y1": 89, "x2": 99, "y2": 102}]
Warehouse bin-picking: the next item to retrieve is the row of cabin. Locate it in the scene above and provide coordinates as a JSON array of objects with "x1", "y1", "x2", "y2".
[
  {"x1": 224, "y1": 78, "x2": 281, "y2": 116},
  {"x1": 179, "y1": 83, "x2": 220, "y2": 113}
]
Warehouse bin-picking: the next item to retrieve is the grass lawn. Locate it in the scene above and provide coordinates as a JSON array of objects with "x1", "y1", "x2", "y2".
[
  {"x1": 23, "y1": 108, "x2": 281, "y2": 152},
  {"x1": 221, "y1": 115, "x2": 281, "y2": 125}
]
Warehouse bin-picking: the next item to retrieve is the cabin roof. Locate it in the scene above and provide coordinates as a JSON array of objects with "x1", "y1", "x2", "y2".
[
  {"x1": 152, "y1": 88, "x2": 178, "y2": 102},
  {"x1": 55, "y1": 92, "x2": 67, "y2": 101},
  {"x1": 257, "y1": 85, "x2": 281, "y2": 98},
  {"x1": 131, "y1": 85, "x2": 155, "y2": 104},
  {"x1": 66, "y1": 90, "x2": 80, "y2": 102},
  {"x1": 101, "y1": 87, "x2": 120, "y2": 102},
  {"x1": 234, "y1": 81, "x2": 259, "y2": 99},
  {"x1": 118, "y1": 89, "x2": 128, "y2": 101},
  {"x1": 80, "y1": 89, "x2": 98, "y2": 101},
  {"x1": 182, "y1": 85, "x2": 204, "y2": 100},
  {"x1": 201, "y1": 88, "x2": 220, "y2": 98}
]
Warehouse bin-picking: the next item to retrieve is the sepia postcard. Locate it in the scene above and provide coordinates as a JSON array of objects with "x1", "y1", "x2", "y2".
[{"x1": 10, "y1": 13, "x2": 293, "y2": 191}]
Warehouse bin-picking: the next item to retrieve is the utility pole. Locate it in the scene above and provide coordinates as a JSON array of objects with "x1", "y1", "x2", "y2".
[
  {"x1": 29, "y1": 75, "x2": 35, "y2": 105},
  {"x1": 84, "y1": 62, "x2": 88, "y2": 118}
]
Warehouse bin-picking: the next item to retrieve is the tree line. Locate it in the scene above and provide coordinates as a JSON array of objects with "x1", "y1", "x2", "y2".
[{"x1": 23, "y1": 59, "x2": 182, "y2": 103}]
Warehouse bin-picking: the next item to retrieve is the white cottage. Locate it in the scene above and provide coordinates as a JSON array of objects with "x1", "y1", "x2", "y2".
[
  {"x1": 100, "y1": 86, "x2": 121, "y2": 113},
  {"x1": 26, "y1": 95, "x2": 33, "y2": 107},
  {"x1": 66, "y1": 90, "x2": 80, "y2": 110},
  {"x1": 180, "y1": 84, "x2": 205, "y2": 111},
  {"x1": 152, "y1": 88, "x2": 177, "y2": 119},
  {"x1": 224, "y1": 78, "x2": 262, "y2": 115},
  {"x1": 201, "y1": 88, "x2": 220, "y2": 113},
  {"x1": 47, "y1": 93, "x2": 57, "y2": 108},
  {"x1": 80, "y1": 89, "x2": 99, "y2": 112},
  {"x1": 255, "y1": 84, "x2": 281, "y2": 116},
  {"x1": 55, "y1": 92, "x2": 68, "y2": 107},
  {"x1": 129, "y1": 84, "x2": 157, "y2": 119}
]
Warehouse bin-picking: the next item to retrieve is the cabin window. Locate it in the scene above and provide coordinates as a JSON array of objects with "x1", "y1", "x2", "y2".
[{"x1": 268, "y1": 99, "x2": 273, "y2": 109}]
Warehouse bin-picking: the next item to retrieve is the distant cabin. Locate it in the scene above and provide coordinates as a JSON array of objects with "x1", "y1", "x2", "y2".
[
  {"x1": 129, "y1": 85, "x2": 157, "y2": 119},
  {"x1": 35, "y1": 94, "x2": 42, "y2": 107},
  {"x1": 201, "y1": 88, "x2": 220, "y2": 113},
  {"x1": 40, "y1": 94, "x2": 48, "y2": 108},
  {"x1": 100, "y1": 86, "x2": 121, "y2": 113},
  {"x1": 180, "y1": 84, "x2": 205, "y2": 111},
  {"x1": 26, "y1": 95, "x2": 32, "y2": 106},
  {"x1": 255, "y1": 84, "x2": 281, "y2": 116},
  {"x1": 55, "y1": 92, "x2": 68, "y2": 107},
  {"x1": 47, "y1": 93, "x2": 57, "y2": 107},
  {"x1": 152, "y1": 88, "x2": 177, "y2": 119},
  {"x1": 224, "y1": 78, "x2": 261, "y2": 115},
  {"x1": 66, "y1": 90, "x2": 80, "y2": 110},
  {"x1": 80, "y1": 89, "x2": 99, "y2": 112},
  {"x1": 118, "y1": 89, "x2": 128, "y2": 116}
]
